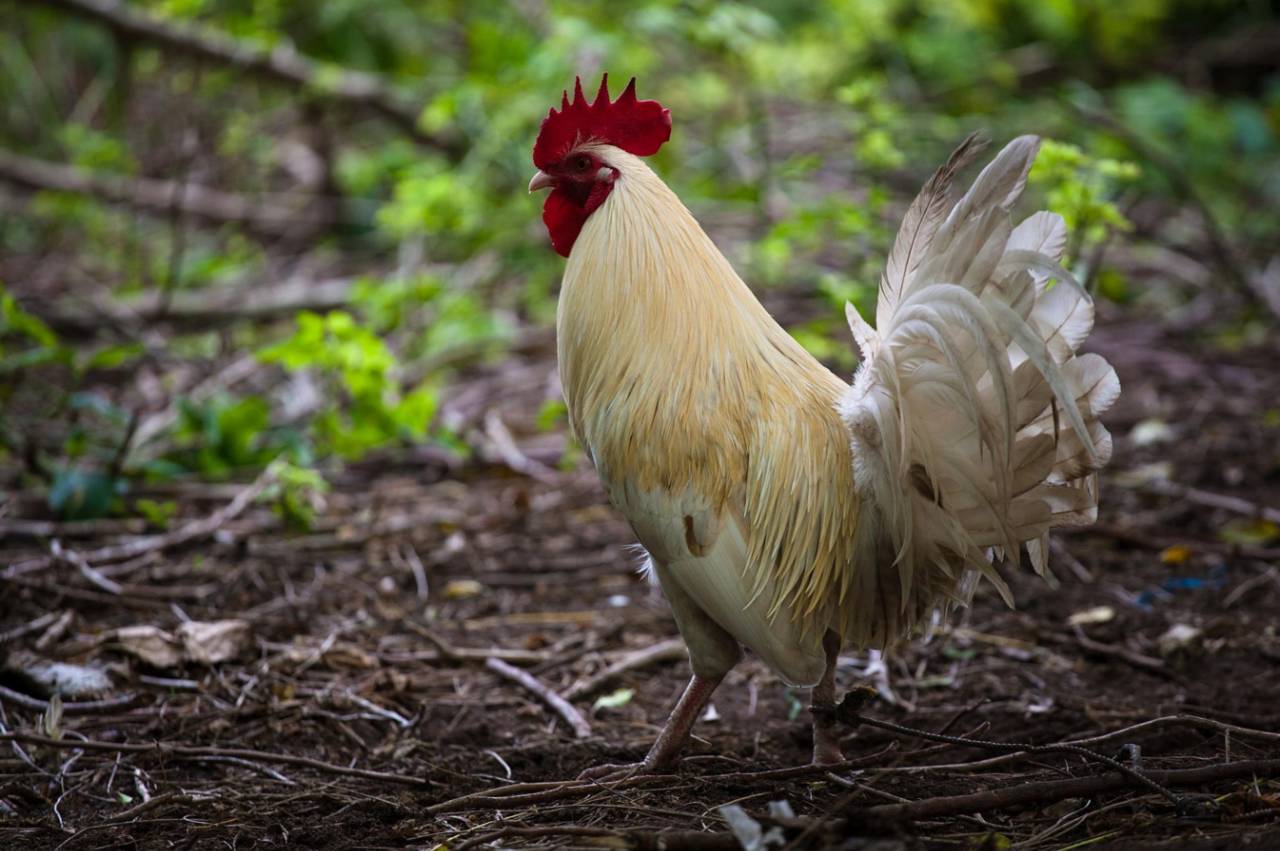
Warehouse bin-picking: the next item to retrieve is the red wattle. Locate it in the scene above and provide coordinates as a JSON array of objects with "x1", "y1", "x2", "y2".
[{"x1": 542, "y1": 181, "x2": 613, "y2": 257}]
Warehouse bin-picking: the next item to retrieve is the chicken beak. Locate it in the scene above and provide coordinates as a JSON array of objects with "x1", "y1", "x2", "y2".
[{"x1": 528, "y1": 170, "x2": 554, "y2": 193}]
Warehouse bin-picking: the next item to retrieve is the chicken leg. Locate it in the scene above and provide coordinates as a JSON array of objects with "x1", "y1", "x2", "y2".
[
  {"x1": 579, "y1": 559, "x2": 741, "y2": 780},
  {"x1": 578, "y1": 672, "x2": 723, "y2": 781},
  {"x1": 809, "y1": 629, "x2": 844, "y2": 765}
]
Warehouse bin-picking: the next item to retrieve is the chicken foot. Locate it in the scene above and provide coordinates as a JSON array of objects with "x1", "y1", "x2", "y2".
[{"x1": 577, "y1": 672, "x2": 722, "y2": 781}]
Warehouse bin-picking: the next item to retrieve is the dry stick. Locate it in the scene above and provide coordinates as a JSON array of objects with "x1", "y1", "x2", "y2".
[
  {"x1": 0, "y1": 685, "x2": 141, "y2": 715},
  {"x1": 852, "y1": 759, "x2": 1280, "y2": 824},
  {"x1": 451, "y1": 825, "x2": 626, "y2": 851},
  {"x1": 485, "y1": 657, "x2": 592, "y2": 739},
  {"x1": 708, "y1": 744, "x2": 898, "y2": 784},
  {"x1": 51, "y1": 541, "x2": 123, "y2": 595},
  {"x1": 0, "y1": 517, "x2": 149, "y2": 541},
  {"x1": 834, "y1": 693, "x2": 1182, "y2": 807},
  {"x1": 27, "y1": 0, "x2": 460, "y2": 156},
  {"x1": 405, "y1": 624, "x2": 553, "y2": 665},
  {"x1": 0, "y1": 610, "x2": 62, "y2": 644},
  {"x1": 0, "y1": 732, "x2": 432, "y2": 787},
  {"x1": 99, "y1": 790, "x2": 202, "y2": 823},
  {"x1": 5, "y1": 464, "x2": 276, "y2": 577},
  {"x1": 563, "y1": 636, "x2": 686, "y2": 700},
  {"x1": 1041, "y1": 629, "x2": 1172, "y2": 678},
  {"x1": 1139, "y1": 478, "x2": 1280, "y2": 525},
  {"x1": 1063, "y1": 714, "x2": 1280, "y2": 748},
  {"x1": 837, "y1": 713, "x2": 1280, "y2": 780},
  {"x1": 34, "y1": 610, "x2": 75, "y2": 650},
  {"x1": 428, "y1": 773, "x2": 681, "y2": 815},
  {"x1": 0, "y1": 149, "x2": 336, "y2": 238}
]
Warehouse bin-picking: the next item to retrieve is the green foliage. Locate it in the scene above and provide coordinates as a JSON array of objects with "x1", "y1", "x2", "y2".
[
  {"x1": 535, "y1": 400, "x2": 568, "y2": 433},
  {"x1": 1028, "y1": 139, "x2": 1139, "y2": 262},
  {"x1": 377, "y1": 163, "x2": 483, "y2": 241},
  {"x1": 263, "y1": 459, "x2": 330, "y2": 531},
  {"x1": 133, "y1": 497, "x2": 178, "y2": 529},
  {"x1": 48, "y1": 468, "x2": 125, "y2": 521},
  {"x1": 257, "y1": 310, "x2": 439, "y2": 459},
  {"x1": 167, "y1": 395, "x2": 277, "y2": 478},
  {"x1": 0, "y1": 288, "x2": 64, "y2": 370},
  {"x1": 58, "y1": 123, "x2": 137, "y2": 174}
]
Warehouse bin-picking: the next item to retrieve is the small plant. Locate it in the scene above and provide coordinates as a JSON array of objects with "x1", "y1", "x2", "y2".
[
  {"x1": 262, "y1": 459, "x2": 330, "y2": 531},
  {"x1": 257, "y1": 310, "x2": 440, "y2": 459},
  {"x1": 1028, "y1": 139, "x2": 1140, "y2": 266}
]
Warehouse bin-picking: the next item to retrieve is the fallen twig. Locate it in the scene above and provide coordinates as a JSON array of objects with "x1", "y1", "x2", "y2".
[
  {"x1": 0, "y1": 685, "x2": 141, "y2": 715},
  {"x1": 0, "y1": 610, "x2": 63, "y2": 644},
  {"x1": 1041, "y1": 628, "x2": 1175, "y2": 679},
  {"x1": 34, "y1": 609, "x2": 75, "y2": 650},
  {"x1": 481, "y1": 410, "x2": 561, "y2": 484},
  {"x1": 833, "y1": 691, "x2": 1182, "y2": 807},
  {"x1": 708, "y1": 744, "x2": 898, "y2": 783},
  {"x1": 451, "y1": 825, "x2": 625, "y2": 851},
  {"x1": 485, "y1": 657, "x2": 592, "y2": 739},
  {"x1": 427, "y1": 773, "x2": 679, "y2": 814},
  {"x1": 0, "y1": 517, "x2": 148, "y2": 541},
  {"x1": 851, "y1": 759, "x2": 1280, "y2": 824},
  {"x1": 835, "y1": 713, "x2": 1280, "y2": 780},
  {"x1": 0, "y1": 731, "x2": 434, "y2": 787},
  {"x1": 1139, "y1": 478, "x2": 1280, "y2": 525},
  {"x1": 402, "y1": 625, "x2": 554, "y2": 665},
  {"x1": 52, "y1": 541, "x2": 124, "y2": 595},
  {"x1": 563, "y1": 637, "x2": 686, "y2": 700}
]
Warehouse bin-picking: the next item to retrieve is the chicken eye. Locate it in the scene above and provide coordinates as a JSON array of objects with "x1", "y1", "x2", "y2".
[{"x1": 573, "y1": 155, "x2": 592, "y2": 172}]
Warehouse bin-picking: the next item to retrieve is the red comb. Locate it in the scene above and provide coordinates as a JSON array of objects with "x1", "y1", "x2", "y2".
[{"x1": 533, "y1": 75, "x2": 671, "y2": 169}]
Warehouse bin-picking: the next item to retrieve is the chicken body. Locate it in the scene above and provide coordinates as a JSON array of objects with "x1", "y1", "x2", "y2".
[{"x1": 537, "y1": 120, "x2": 1116, "y2": 776}]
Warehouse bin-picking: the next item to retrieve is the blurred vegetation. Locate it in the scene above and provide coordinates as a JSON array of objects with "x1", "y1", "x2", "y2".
[{"x1": 1, "y1": 0, "x2": 1277, "y2": 522}]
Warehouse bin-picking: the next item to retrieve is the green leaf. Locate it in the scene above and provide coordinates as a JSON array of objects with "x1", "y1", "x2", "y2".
[
  {"x1": 592, "y1": 688, "x2": 635, "y2": 712},
  {"x1": 535, "y1": 400, "x2": 568, "y2": 432},
  {"x1": 134, "y1": 498, "x2": 177, "y2": 529},
  {"x1": 1219, "y1": 519, "x2": 1279, "y2": 547},
  {"x1": 49, "y1": 468, "x2": 125, "y2": 520}
]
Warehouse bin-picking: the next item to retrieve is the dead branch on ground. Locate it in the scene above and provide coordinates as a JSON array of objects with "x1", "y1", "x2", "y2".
[{"x1": 485, "y1": 657, "x2": 592, "y2": 739}]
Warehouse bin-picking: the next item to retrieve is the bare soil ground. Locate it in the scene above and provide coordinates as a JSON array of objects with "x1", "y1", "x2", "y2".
[{"x1": 2, "y1": 310, "x2": 1280, "y2": 850}]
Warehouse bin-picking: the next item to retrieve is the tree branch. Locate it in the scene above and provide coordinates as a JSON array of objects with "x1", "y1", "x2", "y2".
[
  {"x1": 26, "y1": 0, "x2": 462, "y2": 157},
  {"x1": 0, "y1": 148, "x2": 337, "y2": 238}
]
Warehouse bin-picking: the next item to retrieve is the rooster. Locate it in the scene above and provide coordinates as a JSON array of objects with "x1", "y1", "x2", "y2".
[{"x1": 529, "y1": 76, "x2": 1118, "y2": 777}]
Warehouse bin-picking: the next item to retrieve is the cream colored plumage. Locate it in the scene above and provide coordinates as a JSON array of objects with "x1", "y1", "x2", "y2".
[{"x1": 549, "y1": 132, "x2": 1117, "y2": 772}]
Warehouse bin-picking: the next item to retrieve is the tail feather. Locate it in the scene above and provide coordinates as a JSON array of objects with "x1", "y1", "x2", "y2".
[{"x1": 837, "y1": 135, "x2": 1118, "y2": 645}]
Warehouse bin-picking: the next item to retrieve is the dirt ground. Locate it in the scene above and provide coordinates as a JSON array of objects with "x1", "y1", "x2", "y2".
[{"x1": 2, "y1": 307, "x2": 1280, "y2": 850}]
